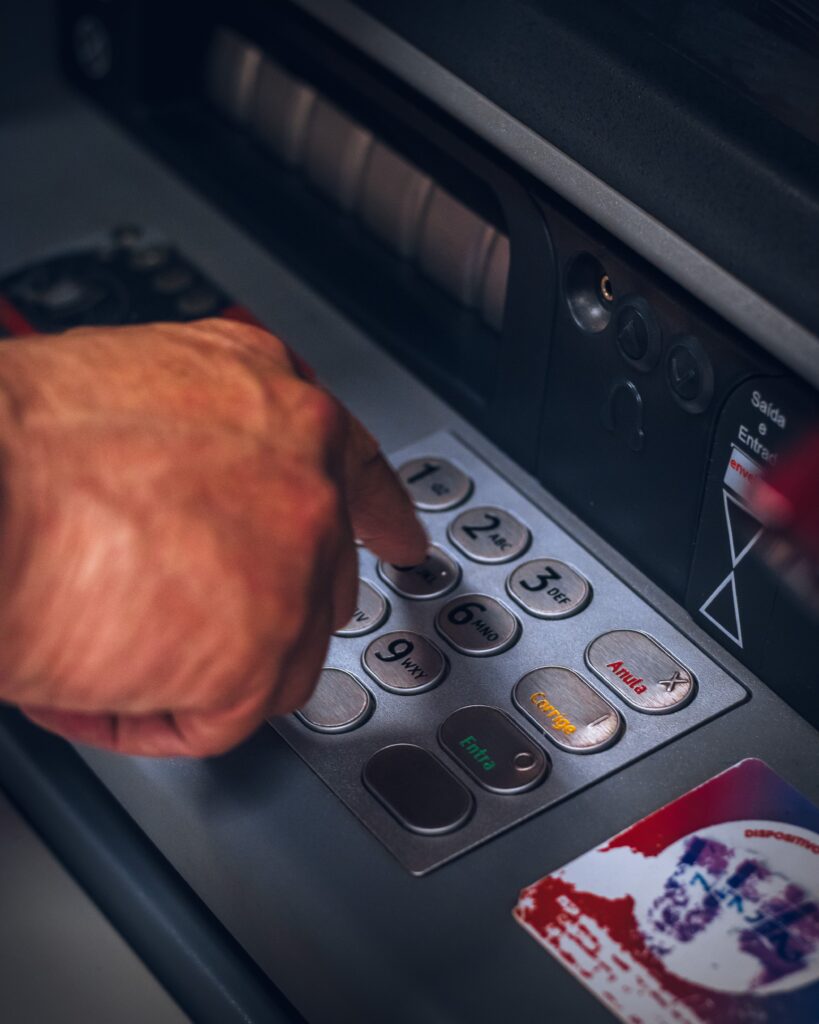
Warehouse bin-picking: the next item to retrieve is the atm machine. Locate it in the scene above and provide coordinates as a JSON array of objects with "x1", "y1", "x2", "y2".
[{"x1": 1, "y1": 1, "x2": 818, "y2": 1021}]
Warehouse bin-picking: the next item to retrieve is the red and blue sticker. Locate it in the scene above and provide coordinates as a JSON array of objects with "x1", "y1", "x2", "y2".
[{"x1": 515, "y1": 760, "x2": 819, "y2": 1023}]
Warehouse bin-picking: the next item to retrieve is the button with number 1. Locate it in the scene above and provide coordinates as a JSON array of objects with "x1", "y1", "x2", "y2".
[{"x1": 398, "y1": 457, "x2": 473, "y2": 511}]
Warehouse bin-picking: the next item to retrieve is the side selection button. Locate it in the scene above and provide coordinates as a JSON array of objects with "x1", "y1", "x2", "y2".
[
  {"x1": 295, "y1": 669, "x2": 373, "y2": 733},
  {"x1": 586, "y1": 630, "x2": 696, "y2": 713},
  {"x1": 447, "y1": 506, "x2": 531, "y2": 564},
  {"x1": 335, "y1": 579, "x2": 389, "y2": 637},
  {"x1": 363, "y1": 632, "x2": 448, "y2": 694},
  {"x1": 439, "y1": 706, "x2": 548, "y2": 793},
  {"x1": 363, "y1": 744, "x2": 474, "y2": 835},
  {"x1": 378, "y1": 545, "x2": 461, "y2": 600},
  {"x1": 507, "y1": 558, "x2": 591, "y2": 619},
  {"x1": 435, "y1": 594, "x2": 520, "y2": 657},
  {"x1": 513, "y1": 667, "x2": 622, "y2": 753},
  {"x1": 397, "y1": 457, "x2": 473, "y2": 511}
]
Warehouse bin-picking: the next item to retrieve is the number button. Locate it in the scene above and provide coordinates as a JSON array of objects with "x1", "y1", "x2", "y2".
[
  {"x1": 363, "y1": 631, "x2": 448, "y2": 694},
  {"x1": 295, "y1": 669, "x2": 373, "y2": 733},
  {"x1": 435, "y1": 594, "x2": 520, "y2": 657},
  {"x1": 334, "y1": 579, "x2": 389, "y2": 637},
  {"x1": 377, "y1": 545, "x2": 461, "y2": 600},
  {"x1": 506, "y1": 558, "x2": 591, "y2": 619},
  {"x1": 398, "y1": 457, "x2": 473, "y2": 511},
  {"x1": 447, "y1": 506, "x2": 531, "y2": 564}
]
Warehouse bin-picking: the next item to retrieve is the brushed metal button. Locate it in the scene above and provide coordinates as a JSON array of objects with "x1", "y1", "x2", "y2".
[
  {"x1": 397, "y1": 457, "x2": 472, "y2": 512},
  {"x1": 335, "y1": 579, "x2": 390, "y2": 638},
  {"x1": 514, "y1": 667, "x2": 622, "y2": 752},
  {"x1": 507, "y1": 558, "x2": 591, "y2": 619},
  {"x1": 435, "y1": 594, "x2": 520, "y2": 657},
  {"x1": 363, "y1": 631, "x2": 447, "y2": 694},
  {"x1": 586, "y1": 630, "x2": 696, "y2": 713},
  {"x1": 447, "y1": 506, "x2": 530, "y2": 564},
  {"x1": 295, "y1": 669, "x2": 373, "y2": 733},
  {"x1": 377, "y1": 545, "x2": 461, "y2": 600}
]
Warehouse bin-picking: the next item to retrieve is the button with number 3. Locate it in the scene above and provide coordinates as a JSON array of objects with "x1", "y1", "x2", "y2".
[
  {"x1": 507, "y1": 558, "x2": 591, "y2": 619},
  {"x1": 397, "y1": 457, "x2": 473, "y2": 511},
  {"x1": 447, "y1": 506, "x2": 530, "y2": 564}
]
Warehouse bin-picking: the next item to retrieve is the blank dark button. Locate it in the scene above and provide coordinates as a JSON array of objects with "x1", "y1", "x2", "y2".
[
  {"x1": 666, "y1": 335, "x2": 714, "y2": 413},
  {"x1": 362, "y1": 744, "x2": 474, "y2": 835},
  {"x1": 615, "y1": 297, "x2": 661, "y2": 370}
]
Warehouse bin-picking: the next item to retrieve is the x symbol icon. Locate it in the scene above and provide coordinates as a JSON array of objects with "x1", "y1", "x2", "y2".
[{"x1": 659, "y1": 670, "x2": 689, "y2": 692}]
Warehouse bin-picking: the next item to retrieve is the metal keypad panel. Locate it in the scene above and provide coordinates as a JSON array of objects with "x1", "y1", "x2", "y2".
[{"x1": 271, "y1": 432, "x2": 747, "y2": 875}]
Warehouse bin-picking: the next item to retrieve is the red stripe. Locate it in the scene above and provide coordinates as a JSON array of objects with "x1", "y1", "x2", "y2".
[{"x1": 0, "y1": 296, "x2": 36, "y2": 336}]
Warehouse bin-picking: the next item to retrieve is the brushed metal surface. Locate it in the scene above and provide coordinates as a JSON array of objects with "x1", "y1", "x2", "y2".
[
  {"x1": 586, "y1": 629, "x2": 696, "y2": 713},
  {"x1": 435, "y1": 593, "x2": 521, "y2": 657},
  {"x1": 447, "y1": 505, "x2": 530, "y2": 564},
  {"x1": 334, "y1": 578, "x2": 390, "y2": 638},
  {"x1": 377, "y1": 544, "x2": 461, "y2": 600},
  {"x1": 295, "y1": 668, "x2": 373, "y2": 733},
  {"x1": 362, "y1": 631, "x2": 448, "y2": 694},
  {"x1": 513, "y1": 667, "x2": 622, "y2": 753},
  {"x1": 507, "y1": 557, "x2": 591, "y2": 620}
]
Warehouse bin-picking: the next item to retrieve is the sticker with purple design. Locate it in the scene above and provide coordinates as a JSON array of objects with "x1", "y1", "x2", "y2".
[{"x1": 514, "y1": 760, "x2": 819, "y2": 1023}]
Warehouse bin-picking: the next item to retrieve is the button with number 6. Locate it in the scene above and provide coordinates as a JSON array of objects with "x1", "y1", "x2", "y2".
[
  {"x1": 435, "y1": 594, "x2": 520, "y2": 657},
  {"x1": 506, "y1": 558, "x2": 591, "y2": 619},
  {"x1": 447, "y1": 506, "x2": 530, "y2": 564}
]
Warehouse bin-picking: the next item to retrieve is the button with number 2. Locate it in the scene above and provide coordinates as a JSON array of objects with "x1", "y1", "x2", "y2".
[{"x1": 447, "y1": 506, "x2": 530, "y2": 564}]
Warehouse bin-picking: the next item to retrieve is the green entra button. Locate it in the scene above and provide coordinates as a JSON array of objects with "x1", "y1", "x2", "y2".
[{"x1": 439, "y1": 706, "x2": 548, "y2": 794}]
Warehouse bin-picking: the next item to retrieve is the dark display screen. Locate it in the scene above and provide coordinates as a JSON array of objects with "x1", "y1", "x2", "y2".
[{"x1": 617, "y1": 0, "x2": 819, "y2": 146}]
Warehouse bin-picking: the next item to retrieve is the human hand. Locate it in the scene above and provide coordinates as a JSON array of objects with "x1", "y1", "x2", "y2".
[{"x1": 0, "y1": 319, "x2": 426, "y2": 756}]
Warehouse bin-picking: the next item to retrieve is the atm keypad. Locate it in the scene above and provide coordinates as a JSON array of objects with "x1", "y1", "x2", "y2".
[{"x1": 270, "y1": 432, "x2": 747, "y2": 875}]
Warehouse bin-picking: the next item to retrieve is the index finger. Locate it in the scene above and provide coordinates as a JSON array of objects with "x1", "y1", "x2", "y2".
[{"x1": 341, "y1": 413, "x2": 428, "y2": 566}]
